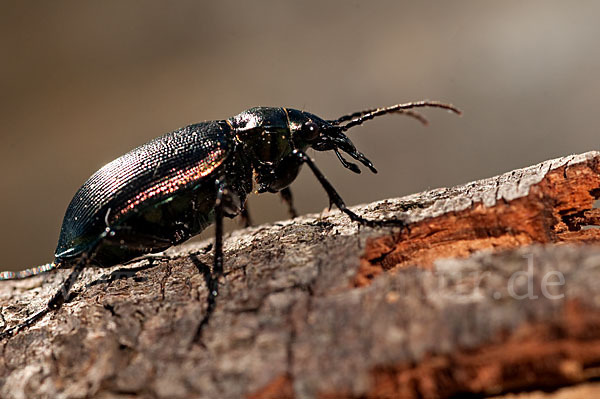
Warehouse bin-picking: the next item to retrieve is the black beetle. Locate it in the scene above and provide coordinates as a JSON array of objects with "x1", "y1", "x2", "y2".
[{"x1": 0, "y1": 101, "x2": 461, "y2": 340}]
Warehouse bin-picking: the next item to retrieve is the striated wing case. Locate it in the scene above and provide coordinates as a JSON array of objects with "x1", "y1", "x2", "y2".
[{"x1": 55, "y1": 121, "x2": 232, "y2": 260}]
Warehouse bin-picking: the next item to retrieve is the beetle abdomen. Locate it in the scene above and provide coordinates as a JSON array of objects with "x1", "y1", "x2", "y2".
[{"x1": 55, "y1": 121, "x2": 232, "y2": 261}]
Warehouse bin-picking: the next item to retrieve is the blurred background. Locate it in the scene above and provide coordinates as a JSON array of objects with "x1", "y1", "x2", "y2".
[{"x1": 1, "y1": 1, "x2": 598, "y2": 271}]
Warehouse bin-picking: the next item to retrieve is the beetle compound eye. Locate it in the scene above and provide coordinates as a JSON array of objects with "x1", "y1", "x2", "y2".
[{"x1": 300, "y1": 122, "x2": 320, "y2": 141}]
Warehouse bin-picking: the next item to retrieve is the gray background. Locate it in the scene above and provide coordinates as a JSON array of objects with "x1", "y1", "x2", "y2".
[{"x1": 1, "y1": 1, "x2": 598, "y2": 271}]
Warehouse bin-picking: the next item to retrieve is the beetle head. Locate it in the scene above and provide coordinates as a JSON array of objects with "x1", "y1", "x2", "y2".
[
  {"x1": 285, "y1": 108, "x2": 376, "y2": 174},
  {"x1": 288, "y1": 101, "x2": 462, "y2": 175}
]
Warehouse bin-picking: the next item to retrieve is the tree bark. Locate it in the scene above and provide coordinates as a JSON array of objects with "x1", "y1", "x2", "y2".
[{"x1": 1, "y1": 151, "x2": 600, "y2": 399}]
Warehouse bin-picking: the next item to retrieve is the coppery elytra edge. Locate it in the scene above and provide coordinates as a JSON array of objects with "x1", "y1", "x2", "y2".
[{"x1": 0, "y1": 101, "x2": 461, "y2": 341}]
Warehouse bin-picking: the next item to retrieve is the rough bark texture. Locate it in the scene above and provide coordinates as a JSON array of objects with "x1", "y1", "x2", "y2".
[{"x1": 1, "y1": 151, "x2": 600, "y2": 399}]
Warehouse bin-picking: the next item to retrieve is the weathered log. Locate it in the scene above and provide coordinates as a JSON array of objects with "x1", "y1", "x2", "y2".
[{"x1": 0, "y1": 151, "x2": 599, "y2": 399}]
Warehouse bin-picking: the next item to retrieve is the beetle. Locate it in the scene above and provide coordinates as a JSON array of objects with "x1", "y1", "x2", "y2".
[{"x1": 0, "y1": 101, "x2": 461, "y2": 340}]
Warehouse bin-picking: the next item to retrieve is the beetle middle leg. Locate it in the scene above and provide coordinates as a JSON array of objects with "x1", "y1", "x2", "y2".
[
  {"x1": 280, "y1": 187, "x2": 298, "y2": 219},
  {"x1": 194, "y1": 179, "x2": 227, "y2": 342},
  {"x1": 292, "y1": 150, "x2": 407, "y2": 228},
  {"x1": 239, "y1": 206, "x2": 253, "y2": 228},
  {"x1": 238, "y1": 187, "x2": 297, "y2": 228}
]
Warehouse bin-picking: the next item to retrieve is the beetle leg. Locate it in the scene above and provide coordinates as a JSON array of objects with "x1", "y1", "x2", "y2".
[
  {"x1": 239, "y1": 206, "x2": 253, "y2": 228},
  {"x1": 292, "y1": 150, "x2": 407, "y2": 229},
  {"x1": 280, "y1": 187, "x2": 298, "y2": 219},
  {"x1": 194, "y1": 179, "x2": 226, "y2": 342},
  {"x1": 238, "y1": 188, "x2": 297, "y2": 226},
  {"x1": 0, "y1": 227, "x2": 120, "y2": 340},
  {"x1": 0, "y1": 247, "x2": 94, "y2": 340},
  {"x1": 211, "y1": 180, "x2": 225, "y2": 307},
  {"x1": 47, "y1": 256, "x2": 88, "y2": 311},
  {"x1": 0, "y1": 307, "x2": 46, "y2": 340}
]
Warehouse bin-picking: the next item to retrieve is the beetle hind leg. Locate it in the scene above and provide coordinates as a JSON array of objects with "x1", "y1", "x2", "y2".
[
  {"x1": 0, "y1": 251, "x2": 92, "y2": 340},
  {"x1": 0, "y1": 227, "x2": 119, "y2": 341}
]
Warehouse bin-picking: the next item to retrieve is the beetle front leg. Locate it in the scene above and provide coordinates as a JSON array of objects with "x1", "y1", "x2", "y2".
[{"x1": 292, "y1": 150, "x2": 407, "y2": 229}]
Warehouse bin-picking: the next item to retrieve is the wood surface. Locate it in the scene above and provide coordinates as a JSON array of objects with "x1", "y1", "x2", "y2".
[{"x1": 1, "y1": 151, "x2": 599, "y2": 399}]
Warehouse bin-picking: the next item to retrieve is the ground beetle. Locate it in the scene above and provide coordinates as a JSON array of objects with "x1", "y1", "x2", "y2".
[{"x1": 0, "y1": 101, "x2": 461, "y2": 340}]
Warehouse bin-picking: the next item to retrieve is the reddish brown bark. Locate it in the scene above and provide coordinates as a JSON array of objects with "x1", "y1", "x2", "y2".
[{"x1": 356, "y1": 153, "x2": 600, "y2": 286}]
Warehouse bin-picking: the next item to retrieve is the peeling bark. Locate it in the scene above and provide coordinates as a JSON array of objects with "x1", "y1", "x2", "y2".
[
  {"x1": 0, "y1": 151, "x2": 599, "y2": 399},
  {"x1": 356, "y1": 151, "x2": 600, "y2": 285}
]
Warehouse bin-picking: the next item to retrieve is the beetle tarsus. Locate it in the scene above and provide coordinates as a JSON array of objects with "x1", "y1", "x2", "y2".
[{"x1": 0, "y1": 308, "x2": 48, "y2": 340}]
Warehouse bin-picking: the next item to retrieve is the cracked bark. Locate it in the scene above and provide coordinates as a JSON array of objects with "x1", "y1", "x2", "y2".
[{"x1": 1, "y1": 151, "x2": 600, "y2": 399}]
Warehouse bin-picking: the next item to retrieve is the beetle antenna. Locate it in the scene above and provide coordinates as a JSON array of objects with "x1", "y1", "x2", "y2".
[
  {"x1": 331, "y1": 109, "x2": 429, "y2": 126},
  {"x1": 337, "y1": 101, "x2": 462, "y2": 131}
]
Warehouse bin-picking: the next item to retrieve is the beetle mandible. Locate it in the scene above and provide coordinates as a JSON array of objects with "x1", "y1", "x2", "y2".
[{"x1": 0, "y1": 101, "x2": 461, "y2": 340}]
